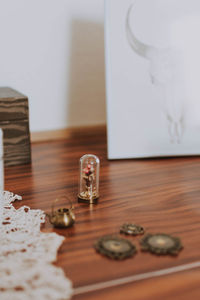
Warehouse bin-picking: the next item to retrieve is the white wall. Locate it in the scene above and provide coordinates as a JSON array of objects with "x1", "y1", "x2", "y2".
[{"x1": 0, "y1": 0, "x2": 106, "y2": 132}]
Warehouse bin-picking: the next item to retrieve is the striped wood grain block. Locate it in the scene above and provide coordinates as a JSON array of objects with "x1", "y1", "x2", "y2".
[{"x1": 0, "y1": 87, "x2": 31, "y2": 166}]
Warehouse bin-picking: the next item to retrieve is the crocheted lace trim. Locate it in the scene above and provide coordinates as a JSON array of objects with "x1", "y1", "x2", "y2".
[{"x1": 0, "y1": 191, "x2": 73, "y2": 300}]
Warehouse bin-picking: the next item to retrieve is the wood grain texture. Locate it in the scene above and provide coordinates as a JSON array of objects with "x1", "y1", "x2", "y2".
[
  {"x1": 0, "y1": 87, "x2": 29, "y2": 121},
  {"x1": 4, "y1": 127, "x2": 200, "y2": 299},
  {"x1": 74, "y1": 268, "x2": 200, "y2": 300},
  {"x1": 0, "y1": 87, "x2": 31, "y2": 166}
]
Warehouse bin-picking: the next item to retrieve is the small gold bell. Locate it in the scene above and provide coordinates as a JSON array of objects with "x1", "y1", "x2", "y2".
[{"x1": 47, "y1": 197, "x2": 75, "y2": 228}]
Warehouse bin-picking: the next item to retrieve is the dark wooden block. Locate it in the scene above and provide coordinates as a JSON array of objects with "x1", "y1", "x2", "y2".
[{"x1": 0, "y1": 87, "x2": 31, "y2": 166}]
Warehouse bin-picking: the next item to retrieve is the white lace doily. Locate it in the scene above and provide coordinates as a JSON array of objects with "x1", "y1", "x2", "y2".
[{"x1": 0, "y1": 191, "x2": 73, "y2": 300}]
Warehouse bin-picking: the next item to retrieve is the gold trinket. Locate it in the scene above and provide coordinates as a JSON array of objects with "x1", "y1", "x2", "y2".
[
  {"x1": 47, "y1": 197, "x2": 75, "y2": 228},
  {"x1": 94, "y1": 235, "x2": 137, "y2": 260},
  {"x1": 120, "y1": 223, "x2": 144, "y2": 236},
  {"x1": 140, "y1": 233, "x2": 183, "y2": 256}
]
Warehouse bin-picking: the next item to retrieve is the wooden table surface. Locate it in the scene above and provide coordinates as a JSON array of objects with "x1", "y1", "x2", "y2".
[{"x1": 5, "y1": 128, "x2": 200, "y2": 300}]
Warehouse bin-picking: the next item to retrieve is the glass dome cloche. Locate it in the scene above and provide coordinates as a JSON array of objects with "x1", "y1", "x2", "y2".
[{"x1": 78, "y1": 154, "x2": 100, "y2": 204}]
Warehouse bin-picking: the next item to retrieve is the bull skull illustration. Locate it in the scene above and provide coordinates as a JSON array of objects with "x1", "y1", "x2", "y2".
[{"x1": 126, "y1": 2, "x2": 186, "y2": 143}]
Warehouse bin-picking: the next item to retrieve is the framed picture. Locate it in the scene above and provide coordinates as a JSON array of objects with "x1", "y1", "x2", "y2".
[{"x1": 105, "y1": 0, "x2": 200, "y2": 159}]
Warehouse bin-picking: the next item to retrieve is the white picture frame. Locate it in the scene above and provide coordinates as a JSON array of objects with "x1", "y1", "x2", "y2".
[{"x1": 105, "y1": 0, "x2": 200, "y2": 159}]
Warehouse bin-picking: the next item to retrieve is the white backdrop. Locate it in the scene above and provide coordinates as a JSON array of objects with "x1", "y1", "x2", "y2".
[{"x1": 0, "y1": 0, "x2": 106, "y2": 132}]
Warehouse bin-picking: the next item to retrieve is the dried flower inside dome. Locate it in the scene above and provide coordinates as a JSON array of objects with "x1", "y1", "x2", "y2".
[{"x1": 83, "y1": 164, "x2": 93, "y2": 175}]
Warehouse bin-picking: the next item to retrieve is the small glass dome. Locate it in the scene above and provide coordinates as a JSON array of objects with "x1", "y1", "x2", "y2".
[{"x1": 78, "y1": 154, "x2": 100, "y2": 204}]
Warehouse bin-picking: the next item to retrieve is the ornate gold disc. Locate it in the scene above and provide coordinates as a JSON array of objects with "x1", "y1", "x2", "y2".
[
  {"x1": 94, "y1": 235, "x2": 137, "y2": 260},
  {"x1": 120, "y1": 223, "x2": 145, "y2": 236},
  {"x1": 140, "y1": 233, "x2": 183, "y2": 256}
]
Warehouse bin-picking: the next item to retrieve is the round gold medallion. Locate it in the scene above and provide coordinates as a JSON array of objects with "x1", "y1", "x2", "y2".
[
  {"x1": 94, "y1": 235, "x2": 137, "y2": 260},
  {"x1": 140, "y1": 233, "x2": 183, "y2": 256},
  {"x1": 120, "y1": 223, "x2": 144, "y2": 236}
]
